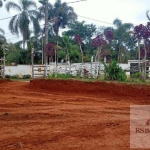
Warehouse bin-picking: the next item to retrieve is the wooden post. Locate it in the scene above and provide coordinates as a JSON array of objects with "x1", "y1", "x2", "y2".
[{"x1": 31, "y1": 48, "x2": 34, "y2": 79}]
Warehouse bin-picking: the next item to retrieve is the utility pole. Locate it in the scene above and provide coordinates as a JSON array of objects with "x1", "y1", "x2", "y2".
[
  {"x1": 39, "y1": 0, "x2": 49, "y2": 65},
  {"x1": 44, "y1": 0, "x2": 49, "y2": 65},
  {"x1": 39, "y1": 0, "x2": 49, "y2": 77}
]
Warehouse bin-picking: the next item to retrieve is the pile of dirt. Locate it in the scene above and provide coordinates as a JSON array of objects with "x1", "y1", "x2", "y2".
[{"x1": 30, "y1": 79, "x2": 150, "y2": 97}]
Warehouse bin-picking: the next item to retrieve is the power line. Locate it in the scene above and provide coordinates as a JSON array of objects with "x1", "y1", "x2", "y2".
[
  {"x1": 0, "y1": 15, "x2": 15, "y2": 21},
  {"x1": 78, "y1": 15, "x2": 114, "y2": 25},
  {"x1": 66, "y1": 0, "x2": 87, "y2": 4},
  {"x1": 0, "y1": 0, "x2": 88, "y2": 21}
]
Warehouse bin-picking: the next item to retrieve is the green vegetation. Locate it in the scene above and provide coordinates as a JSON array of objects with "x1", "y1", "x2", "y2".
[
  {"x1": 103, "y1": 60, "x2": 127, "y2": 81},
  {"x1": 48, "y1": 73, "x2": 73, "y2": 79},
  {"x1": 5, "y1": 74, "x2": 31, "y2": 79},
  {"x1": 1, "y1": 0, "x2": 150, "y2": 83}
]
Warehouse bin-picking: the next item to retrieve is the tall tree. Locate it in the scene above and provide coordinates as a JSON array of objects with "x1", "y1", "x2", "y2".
[
  {"x1": 63, "y1": 21, "x2": 96, "y2": 53},
  {"x1": 92, "y1": 30, "x2": 114, "y2": 76},
  {"x1": 112, "y1": 18, "x2": 135, "y2": 63},
  {"x1": 134, "y1": 23, "x2": 150, "y2": 79},
  {"x1": 39, "y1": 0, "x2": 77, "y2": 36},
  {"x1": 75, "y1": 34, "x2": 84, "y2": 63},
  {"x1": 5, "y1": 0, "x2": 42, "y2": 49}
]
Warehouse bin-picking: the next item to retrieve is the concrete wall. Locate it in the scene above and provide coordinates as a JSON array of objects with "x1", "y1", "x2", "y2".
[
  {"x1": 5, "y1": 63, "x2": 130, "y2": 77},
  {"x1": 5, "y1": 65, "x2": 32, "y2": 77}
]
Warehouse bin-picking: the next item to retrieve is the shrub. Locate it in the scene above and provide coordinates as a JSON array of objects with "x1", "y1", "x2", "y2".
[
  {"x1": 103, "y1": 60, "x2": 127, "y2": 81},
  {"x1": 10, "y1": 74, "x2": 19, "y2": 79},
  {"x1": 5, "y1": 74, "x2": 10, "y2": 78},
  {"x1": 22, "y1": 74, "x2": 31, "y2": 79},
  {"x1": 49, "y1": 73, "x2": 73, "y2": 79}
]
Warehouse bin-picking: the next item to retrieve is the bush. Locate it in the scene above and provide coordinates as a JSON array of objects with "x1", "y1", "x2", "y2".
[
  {"x1": 5, "y1": 74, "x2": 10, "y2": 78},
  {"x1": 22, "y1": 74, "x2": 31, "y2": 79},
  {"x1": 49, "y1": 73, "x2": 73, "y2": 79},
  {"x1": 10, "y1": 74, "x2": 19, "y2": 79},
  {"x1": 103, "y1": 60, "x2": 127, "y2": 81}
]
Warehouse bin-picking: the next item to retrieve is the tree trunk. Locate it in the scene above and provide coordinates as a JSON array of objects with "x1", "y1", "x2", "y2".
[
  {"x1": 23, "y1": 38, "x2": 25, "y2": 50},
  {"x1": 98, "y1": 47, "x2": 102, "y2": 78},
  {"x1": 79, "y1": 44, "x2": 84, "y2": 63},
  {"x1": 138, "y1": 40, "x2": 141, "y2": 73},
  {"x1": 143, "y1": 41, "x2": 147, "y2": 80}
]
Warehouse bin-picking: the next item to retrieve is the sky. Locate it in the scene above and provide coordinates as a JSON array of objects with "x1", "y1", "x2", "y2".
[{"x1": 0, "y1": 0, "x2": 150, "y2": 43}]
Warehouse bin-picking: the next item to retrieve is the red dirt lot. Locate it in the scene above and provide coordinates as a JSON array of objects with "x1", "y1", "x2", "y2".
[{"x1": 0, "y1": 79, "x2": 150, "y2": 150}]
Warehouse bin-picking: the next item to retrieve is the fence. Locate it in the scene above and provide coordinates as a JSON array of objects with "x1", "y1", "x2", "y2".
[{"x1": 32, "y1": 62, "x2": 105, "y2": 78}]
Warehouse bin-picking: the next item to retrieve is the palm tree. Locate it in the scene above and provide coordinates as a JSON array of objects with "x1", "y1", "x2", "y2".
[
  {"x1": 5, "y1": 0, "x2": 42, "y2": 49},
  {"x1": 0, "y1": 0, "x2": 6, "y2": 8},
  {"x1": 39, "y1": 0, "x2": 77, "y2": 36}
]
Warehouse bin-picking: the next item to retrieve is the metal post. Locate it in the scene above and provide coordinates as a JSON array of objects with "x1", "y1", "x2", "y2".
[{"x1": 31, "y1": 48, "x2": 34, "y2": 79}]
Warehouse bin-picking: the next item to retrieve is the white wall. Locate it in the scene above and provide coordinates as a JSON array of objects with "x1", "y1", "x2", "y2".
[
  {"x1": 119, "y1": 63, "x2": 130, "y2": 76},
  {"x1": 5, "y1": 63, "x2": 130, "y2": 77},
  {"x1": 5, "y1": 65, "x2": 32, "y2": 77}
]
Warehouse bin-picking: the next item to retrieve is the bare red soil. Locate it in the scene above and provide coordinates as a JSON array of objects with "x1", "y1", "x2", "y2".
[{"x1": 0, "y1": 79, "x2": 150, "y2": 150}]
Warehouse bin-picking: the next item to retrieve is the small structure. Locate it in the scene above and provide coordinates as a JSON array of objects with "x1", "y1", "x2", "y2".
[{"x1": 126, "y1": 60, "x2": 150, "y2": 77}]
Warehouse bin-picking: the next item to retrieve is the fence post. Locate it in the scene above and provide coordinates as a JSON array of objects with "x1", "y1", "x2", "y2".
[{"x1": 31, "y1": 48, "x2": 34, "y2": 79}]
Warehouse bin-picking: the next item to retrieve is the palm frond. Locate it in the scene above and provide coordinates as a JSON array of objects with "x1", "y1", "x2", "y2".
[
  {"x1": 20, "y1": 0, "x2": 37, "y2": 11},
  {"x1": 28, "y1": 10, "x2": 44, "y2": 21},
  {"x1": 0, "y1": 0, "x2": 3, "y2": 8},
  {"x1": 146, "y1": 10, "x2": 150, "y2": 21},
  {"x1": 8, "y1": 15, "x2": 19, "y2": 35},
  {"x1": 19, "y1": 11, "x2": 30, "y2": 41},
  {"x1": 29, "y1": 16, "x2": 41, "y2": 36},
  {"x1": 0, "y1": 28, "x2": 5, "y2": 35},
  {"x1": 5, "y1": 1, "x2": 22, "y2": 12}
]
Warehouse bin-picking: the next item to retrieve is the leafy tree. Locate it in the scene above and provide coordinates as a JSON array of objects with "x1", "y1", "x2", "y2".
[
  {"x1": 63, "y1": 21, "x2": 97, "y2": 53},
  {"x1": 45, "y1": 43, "x2": 55, "y2": 62},
  {"x1": 0, "y1": 28, "x2": 6, "y2": 58},
  {"x1": 112, "y1": 19, "x2": 136, "y2": 63},
  {"x1": 92, "y1": 30, "x2": 114, "y2": 76},
  {"x1": 134, "y1": 23, "x2": 150, "y2": 79},
  {"x1": 5, "y1": 0, "x2": 42, "y2": 49},
  {"x1": 92, "y1": 30, "x2": 113, "y2": 62},
  {"x1": 75, "y1": 35, "x2": 84, "y2": 63},
  {"x1": 62, "y1": 35, "x2": 70, "y2": 62}
]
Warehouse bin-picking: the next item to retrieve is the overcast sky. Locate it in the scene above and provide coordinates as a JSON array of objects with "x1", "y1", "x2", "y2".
[{"x1": 0, "y1": 0, "x2": 150, "y2": 43}]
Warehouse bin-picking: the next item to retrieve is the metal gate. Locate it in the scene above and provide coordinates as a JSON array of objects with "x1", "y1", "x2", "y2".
[{"x1": 32, "y1": 65, "x2": 50, "y2": 78}]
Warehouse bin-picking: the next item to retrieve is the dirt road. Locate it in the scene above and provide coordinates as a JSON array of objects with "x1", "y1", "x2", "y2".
[{"x1": 0, "y1": 79, "x2": 150, "y2": 150}]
